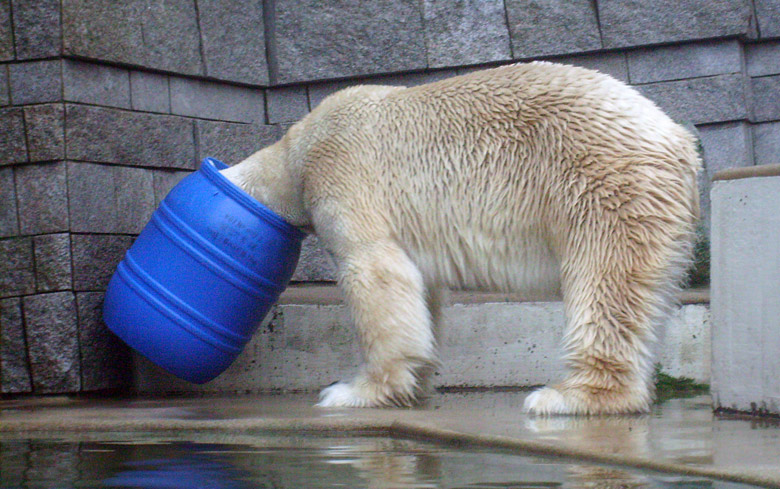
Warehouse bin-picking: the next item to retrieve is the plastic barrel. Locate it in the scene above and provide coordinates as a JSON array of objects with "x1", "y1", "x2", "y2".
[{"x1": 103, "y1": 158, "x2": 306, "y2": 384}]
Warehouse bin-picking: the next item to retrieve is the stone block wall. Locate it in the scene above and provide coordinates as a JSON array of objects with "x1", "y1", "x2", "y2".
[{"x1": 1, "y1": 0, "x2": 779, "y2": 395}]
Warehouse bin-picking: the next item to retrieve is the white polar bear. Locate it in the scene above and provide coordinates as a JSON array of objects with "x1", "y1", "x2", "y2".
[{"x1": 222, "y1": 62, "x2": 700, "y2": 415}]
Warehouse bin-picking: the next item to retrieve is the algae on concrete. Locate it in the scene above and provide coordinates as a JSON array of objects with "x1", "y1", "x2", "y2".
[{"x1": 654, "y1": 363, "x2": 709, "y2": 403}]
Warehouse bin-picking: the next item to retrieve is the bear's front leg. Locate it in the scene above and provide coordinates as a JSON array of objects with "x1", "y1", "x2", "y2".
[{"x1": 317, "y1": 240, "x2": 437, "y2": 408}]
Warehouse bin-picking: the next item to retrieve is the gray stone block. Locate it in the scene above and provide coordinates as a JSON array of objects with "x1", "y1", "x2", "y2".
[
  {"x1": 34, "y1": 233, "x2": 72, "y2": 292},
  {"x1": 77, "y1": 292, "x2": 132, "y2": 391},
  {"x1": 755, "y1": 0, "x2": 780, "y2": 38},
  {"x1": 71, "y1": 234, "x2": 134, "y2": 291},
  {"x1": 0, "y1": 443, "x2": 26, "y2": 486},
  {"x1": 0, "y1": 66, "x2": 9, "y2": 105},
  {"x1": 63, "y1": 60, "x2": 131, "y2": 108},
  {"x1": 307, "y1": 71, "x2": 457, "y2": 111},
  {"x1": 549, "y1": 52, "x2": 629, "y2": 82},
  {"x1": 153, "y1": 169, "x2": 191, "y2": 207},
  {"x1": 68, "y1": 163, "x2": 154, "y2": 234},
  {"x1": 423, "y1": 0, "x2": 511, "y2": 68},
  {"x1": 9, "y1": 60, "x2": 62, "y2": 105},
  {"x1": 113, "y1": 166, "x2": 155, "y2": 234},
  {"x1": 0, "y1": 167, "x2": 18, "y2": 237},
  {"x1": 753, "y1": 121, "x2": 780, "y2": 166},
  {"x1": 636, "y1": 74, "x2": 749, "y2": 125},
  {"x1": 0, "y1": 108, "x2": 28, "y2": 164},
  {"x1": 0, "y1": 237, "x2": 35, "y2": 298},
  {"x1": 170, "y1": 78, "x2": 265, "y2": 123},
  {"x1": 291, "y1": 235, "x2": 337, "y2": 282},
  {"x1": 697, "y1": 122, "x2": 754, "y2": 231},
  {"x1": 371, "y1": 69, "x2": 459, "y2": 87},
  {"x1": 62, "y1": 0, "x2": 203, "y2": 76},
  {"x1": 66, "y1": 104, "x2": 196, "y2": 169},
  {"x1": 197, "y1": 120, "x2": 281, "y2": 166},
  {"x1": 15, "y1": 162, "x2": 69, "y2": 234},
  {"x1": 24, "y1": 104, "x2": 65, "y2": 162},
  {"x1": 12, "y1": 443, "x2": 81, "y2": 486},
  {"x1": 1, "y1": 298, "x2": 32, "y2": 394},
  {"x1": 67, "y1": 162, "x2": 116, "y2": 233},
  {"x1": 23, "y1": 292, "x2": 81, "y2": 393},
  {"x1": 746, "y1": 41, "x2": 780, "y2": 76},
  {"x1": 196, "y1": 0, "x2": 269, "y2": 86},
  {"x1": 12, "y1": 0, "x2": 61, "y2": 59},
  {"x1": 307, "y1": 80, "x2": 357, "y2": 110},
  {"x1": 505, "y1": 0, "x2": 601, "y2": 59},
  {"x1": 627, "y1": 40, "x2": 742, "y2": 84},
  {"x1": 0, "y1": 1, "x2": 12, "y2": 61},
  {"x1": 599, "y1": 0, "x2": 753, "y2": 48},
  {"x1": 130, "y1": 71, "x2": 170, "y2": 113},
  {"x1": 752, "y1": 75, "x2": 780, "y2": 122},
  {"x1": 276, "y1": 0, "x2": 427, "y2": 84},
  {"x1": 699, "y1": 122, "x2": 754, "y2": 177},
  {"x1": 455, "y1": 65, "x2": 493, "y2": 76},
  {"x1": 267, "y1": 86, "x2": 309, "y2": 124}
]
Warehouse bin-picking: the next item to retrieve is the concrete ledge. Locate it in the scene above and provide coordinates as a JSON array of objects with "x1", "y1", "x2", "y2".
[
  {"x1": 280, "y1": 284, "x2": 710, "y2": 305},
  {"x1": 712, "y1": 163, "x2": 780, "y2": 181},
  {"x1": 134, "y1": 290, "x2": 711, "y2": 395}
]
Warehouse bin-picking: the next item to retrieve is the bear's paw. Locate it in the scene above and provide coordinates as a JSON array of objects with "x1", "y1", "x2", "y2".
[
  {"x1": 317, "y1": 381, "x2": 376, "y2": 408},
  {"x1": 523, "y1": 387, "x2": 573, "y2": 415}
]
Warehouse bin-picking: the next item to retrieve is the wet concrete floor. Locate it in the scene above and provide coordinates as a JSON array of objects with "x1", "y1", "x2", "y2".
[{"x1": 2, "y1": 391, "x2": 779, "y2": 487}]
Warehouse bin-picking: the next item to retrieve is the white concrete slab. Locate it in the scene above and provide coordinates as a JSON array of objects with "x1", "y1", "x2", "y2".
[
  {"x1": 711, "y1": 171, "x2": 780, "y2": 415},
  {"x1": 135, "y1": 299, "x2": 711, "y2": 395}
]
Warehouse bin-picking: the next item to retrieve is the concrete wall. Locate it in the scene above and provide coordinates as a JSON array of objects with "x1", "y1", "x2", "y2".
[
  {"x1": 133, "y1": 300, "x2": 711, "y2": 395},
  {"x1": 1, "y1": 0, "x2": 779, "y2": 395},
  {"x1": 711, "y1": 168, "x2": 780, "y2": 415}
]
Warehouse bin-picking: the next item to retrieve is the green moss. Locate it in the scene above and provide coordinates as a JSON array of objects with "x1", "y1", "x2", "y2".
[
  {"x1": 654, "y1": 364, "x2": 709, "y2": 403},
  {"x1": 683, "y1": 132, "x2": 710, "y2": 288},
  {"x1": 686, "y1": 225, "x2": 710, "y2": 287}
]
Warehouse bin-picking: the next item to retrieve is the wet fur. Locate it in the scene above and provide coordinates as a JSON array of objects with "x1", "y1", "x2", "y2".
[{"x1": 222, "y1": 62, "x2": 700, "y2": 415}]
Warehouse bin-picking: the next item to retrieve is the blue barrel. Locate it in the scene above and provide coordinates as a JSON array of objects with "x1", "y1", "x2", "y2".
[{"x1": 103, "y1": 158, "x2": 306, "y2": 384}]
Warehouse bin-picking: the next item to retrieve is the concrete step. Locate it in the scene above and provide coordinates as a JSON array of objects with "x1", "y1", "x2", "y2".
[{"x1": 134, "y1": 286, "x2": 711, "y2": 395}]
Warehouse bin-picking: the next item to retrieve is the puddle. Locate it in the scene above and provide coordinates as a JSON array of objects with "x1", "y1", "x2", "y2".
[{"x1": 0, "y1": 435, "x2": 760, "y2": 489}]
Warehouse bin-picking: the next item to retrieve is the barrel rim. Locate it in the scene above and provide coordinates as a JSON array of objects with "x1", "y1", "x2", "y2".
[{"x1": 201, "y1": 157, "x2": 308, "y2": 242}]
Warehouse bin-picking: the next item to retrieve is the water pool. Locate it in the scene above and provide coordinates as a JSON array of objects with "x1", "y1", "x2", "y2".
[{"x1": 0, "y1": 434, "x2": 759, "y2": 489}]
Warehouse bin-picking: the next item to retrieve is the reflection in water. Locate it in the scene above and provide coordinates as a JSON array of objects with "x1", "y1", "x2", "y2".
[
  {"x1": 103, "y1": 444, "x2": 252, "y2": 488},
  {"x1": 523, "y1": 404, "x2": 715, "y2": 467},
  {"x1": 524, "y1": 414, "x2": 653, "y2": 457},
  {"x1": 324, "y1": 439, "x2": 440, "y2": 488},
  {"x1": 0, "y1": 436, "x2": 754, "y2": 489},
  {"x1": 566, "y1": 465, "x2": 651, "y2": 489}
]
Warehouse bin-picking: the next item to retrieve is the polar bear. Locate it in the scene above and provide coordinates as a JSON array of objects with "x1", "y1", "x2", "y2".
[{"x1": 222, "y1": 62, "x2": 700, "y2": 415}]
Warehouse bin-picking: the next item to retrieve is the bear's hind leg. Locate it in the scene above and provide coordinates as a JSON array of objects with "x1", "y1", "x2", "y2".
[
  {"x1": 524, "y1": 216, "x2": 684, "y2": 415},
  {"x1": 317, "y1": 240, "x2": 437, "y2": 408}
]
